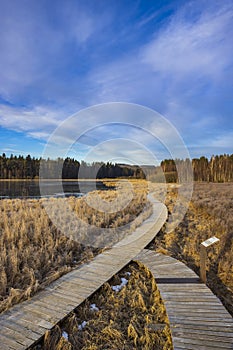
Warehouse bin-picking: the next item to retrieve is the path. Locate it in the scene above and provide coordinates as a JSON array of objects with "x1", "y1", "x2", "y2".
[
  {"x1": 136, "y1": 249, "x2": 233, "y2": 350},
  {"x1": 0, "y1": 195, "x2": 167, "y2": 350}
]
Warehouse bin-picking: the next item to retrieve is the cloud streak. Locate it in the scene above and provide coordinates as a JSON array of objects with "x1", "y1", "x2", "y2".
[
  {"x1": 142, "y1": 3, "x2": 233, "y2": 80},
  {"x1": 0, "y1": 104, "x2": 64, "y2": 139}
]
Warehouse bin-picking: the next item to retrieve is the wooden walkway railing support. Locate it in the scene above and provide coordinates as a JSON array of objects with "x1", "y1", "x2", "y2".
[{"x1": 200, "y1": 236, "x2": 219, "y2": 283}]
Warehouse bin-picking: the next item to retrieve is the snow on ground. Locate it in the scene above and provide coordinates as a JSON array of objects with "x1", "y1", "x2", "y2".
[
  {"x1": 78, "y1": 320, "x2": 87, "y2": 330},
  {"x1": 62, "y1": 331, "x2": 69, "y2": 340},
  {"x1": 112, "y1": 277, "x2": 128, "y2": 292},
  {"x1": 90, "y1": 303, "x2": 99, "y2": 311}
]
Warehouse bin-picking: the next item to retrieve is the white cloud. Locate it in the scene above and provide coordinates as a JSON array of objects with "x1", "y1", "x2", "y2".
[
  {"x1": 0, "y1": 104, "x2": 64, "y2": 138},
  {"x1": 89, "y1": 2, "x2": 232, "y2": 105},
  {"x1": 82, "y1": 138, "x2": 160, "y2": 165},
  {"x1": 206, "y1": 131, "x2": 233, "y2": 149},
  {"x1": 141, "y1": 3, "x2": 233, "y2": 81}
]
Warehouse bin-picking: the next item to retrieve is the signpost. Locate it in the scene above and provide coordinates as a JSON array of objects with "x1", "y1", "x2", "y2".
[{"x1": 200, "y1": 236, "x2": 220, "y2": 283}]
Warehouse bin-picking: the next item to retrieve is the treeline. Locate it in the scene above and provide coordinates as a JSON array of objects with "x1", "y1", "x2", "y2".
[
  {"x1": 0, "y1": 153, "x2": 232, "y2": 182},
  {"x1": 161, "y1": 154, "x2": 233, "y2": 182},
  {"x1": 0, "y1": 154, "x2": 145, "y2": 180}
]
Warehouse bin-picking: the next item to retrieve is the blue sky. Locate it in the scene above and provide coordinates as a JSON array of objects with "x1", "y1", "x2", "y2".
[{"x1": 0, "y1": 0, "x2": 232, "y2": 163}]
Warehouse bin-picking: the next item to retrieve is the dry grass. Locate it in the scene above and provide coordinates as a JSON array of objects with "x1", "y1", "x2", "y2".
[
  {"x1": 31, "y1": 262, "x2": 173, "y2": 350},
  {"x1": 150, "y1": 182, "x2": 233, "y2": 315},
  {"x1": 0, "y1": 180, "x2": 151, "y2": 314}
]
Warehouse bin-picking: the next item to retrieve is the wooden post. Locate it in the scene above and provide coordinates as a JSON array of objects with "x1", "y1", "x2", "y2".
[
  {"x1": 200, "y1": 244, "x2": 207, "y2": 283},
  {"x1": 200, "y1": 236, "x2": 219, "y2": 284}
]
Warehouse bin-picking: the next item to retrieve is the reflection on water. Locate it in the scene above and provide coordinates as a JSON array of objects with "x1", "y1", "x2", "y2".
[{"x1": 0, "y1": 180, "x2": 110, "y2": 199}]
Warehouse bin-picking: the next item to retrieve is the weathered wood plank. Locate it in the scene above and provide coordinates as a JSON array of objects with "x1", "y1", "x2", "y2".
[
  {"x1": 0, "y1": 333, "x2": 21, "y2": 350},
  {"x1": 136, "y1": 249, "x2": 233, "y2": 350},
  {"x1": 172, "y1": 335, "x2": 233, "y2": 349},
  {"x1": 0, "y1": 326, "x2": 31, "y2": 347},
  {"x1": 172, "y1": 328, "x2": 233, "y2": 342},
  {"x1": 1, "y1": 320, "x2": 41, "y2": 341}
]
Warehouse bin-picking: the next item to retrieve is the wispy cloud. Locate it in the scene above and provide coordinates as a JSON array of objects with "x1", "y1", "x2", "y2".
[
  {"x1": 81, "y1": 138, "x2": 160, "y2": 165},
  {"x1": 205, "y1": 131, "x2": 233, "y2": 149},
  {"x1": 90, "y1": 1, "x2": 233, "y2": 102},
  {"x1": 0, "y1": 104, "x2": 64, "y2": 139},
  {"x1": 142, "y1": 3, "x2": 232, "y2": 80}
]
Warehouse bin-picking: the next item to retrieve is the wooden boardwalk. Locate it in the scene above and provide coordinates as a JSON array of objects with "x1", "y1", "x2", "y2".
[
  {"x1": 0, "y1": 196, "x2": 167, "y2": 350},
  {"x1": 136, "y1": 249, "x2": 233, "y2": 350}
]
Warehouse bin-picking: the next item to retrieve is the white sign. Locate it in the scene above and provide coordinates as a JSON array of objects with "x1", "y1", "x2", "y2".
[{"x1": 201, "y1": 236, "x2": 220, "y2": 248}]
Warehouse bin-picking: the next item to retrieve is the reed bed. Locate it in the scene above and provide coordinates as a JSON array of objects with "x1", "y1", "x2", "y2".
[{"x1": 0, "y1": 180, "x2": 151, "y2": 313}]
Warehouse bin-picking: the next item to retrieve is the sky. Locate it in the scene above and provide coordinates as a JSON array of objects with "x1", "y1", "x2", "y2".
[{"x1": 0, "y1": 0, "x2": 232, "y2": 164}]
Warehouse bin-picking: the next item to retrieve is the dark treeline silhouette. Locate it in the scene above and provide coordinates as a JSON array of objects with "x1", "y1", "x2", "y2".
[
  {"x1": 0, "y1": 153, "x2": 232, "y2": 182},
  {"x1": 0, "y1": 153, "x2": 145, "y2": 180}
]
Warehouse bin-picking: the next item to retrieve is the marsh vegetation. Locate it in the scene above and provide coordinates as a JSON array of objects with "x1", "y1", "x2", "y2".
[
  {"x1": 0, "y1": 180, "x2": 151, "y2": 313},
  {"x1": 31, "y1": 262, "x2": 173, "y2": 350},
  {"x1": 151, "y1": 182, "x2": 233, "y2": 315}
]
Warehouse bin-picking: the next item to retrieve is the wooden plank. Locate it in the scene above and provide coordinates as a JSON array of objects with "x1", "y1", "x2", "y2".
[
  {"x1": 0, "y1": 333, "x2": 21, "y2": 350},
  {"x1": 167, "y1": 310, "x2": 231, "y2": 318},
  {"x1": 21, "y1": 305, "x2": 59, "y2": 325},
  {"x1": 1, "y1": 319, "x2": 40, "y2": 341},
  {"x1": 11, "y1": 316, "x2": 48, "y2": 335},
  {"x1": 171, "y1": 326, "x2": 233, "y2": 338},
  {"x1": 61, "y1": 271, "x2": 104, "y2": 284},
  {"x1": 31, "y1": 298, "x2": 74, "y2": 316},
  {"x1": 49, "y1": 288, "x2": 87, "y2": 304},
  {"x1": 0, "y1": 325, "x2": 31, "y2": 347},
  {"x1": 172, "y1": 323, "x2": 233, "y2": 332},
  {"x1": 172, "y1": 329, "x2": 233, "y2": 342},
  {"x1": 170, "y1": 318, "x2": 233, "y2": 327},
  {"x1": 137, "y1": 250, "x2": 233, "y2": 350},
  {"x1": 172, "y1": 336, "x2": 233, "y2": 349},
  {"x1": 166, "y1": 309, "x2": 228, "y2": 317},
  {"x1": 162, "y1": 296, "x2": 221, "y2": 301}
]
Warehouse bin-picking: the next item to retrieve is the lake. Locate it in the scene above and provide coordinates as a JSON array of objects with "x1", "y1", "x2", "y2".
[{"x1": 0, "y1": 180, "x2": 111, "y2": 199}]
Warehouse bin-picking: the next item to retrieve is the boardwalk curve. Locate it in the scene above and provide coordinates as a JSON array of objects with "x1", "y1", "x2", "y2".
[
  {"x1": 136, "y1": 249, "x2": 233, "y2": 350},
  {"x1": 0, "y1": 195, "x2": 167, "y2": 350}
]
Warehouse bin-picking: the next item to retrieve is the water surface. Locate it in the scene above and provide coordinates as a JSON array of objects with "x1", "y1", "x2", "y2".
[{"x1": 0, "y1": 180, "x2": 110, "y2": 199}]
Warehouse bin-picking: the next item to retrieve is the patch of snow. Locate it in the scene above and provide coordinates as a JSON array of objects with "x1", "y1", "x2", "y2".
[
  {"x1": 78, "y1": 320, "x2": 87, "y2": 330},
  {"x1": 90, "y1": 303, "x2": 99, "y2": 312},
  {"x1": 62, "y1": 331, "x2": 69, "y2": 340},
  {"x1": 121, "y1": 277, "x2": 128, "y2": 286},
  {"x1": 125, "y1": 271, "x2": 131, "y2": 276},
  {"x1": 112, "y1": 277, "x2": 129, "y2": 292},
  {"x1": 112, "y1": 284, "x2": 122, "y2": 292}
]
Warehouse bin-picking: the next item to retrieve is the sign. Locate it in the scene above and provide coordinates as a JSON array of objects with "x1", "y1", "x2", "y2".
[{"x1": 201, "y1": 236, "x2": 220, "y2": 248}]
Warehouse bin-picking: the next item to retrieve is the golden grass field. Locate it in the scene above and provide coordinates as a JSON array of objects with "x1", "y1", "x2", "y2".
[
  {"x1": 31, "y1": 262, "x2": 173, "y2": 350},
  {"x1": 0, "y1": 180, "x2": 152, "y2": 314},
  {"x1": 151, "y1": 182, "x2": 233, "y2": 316}
]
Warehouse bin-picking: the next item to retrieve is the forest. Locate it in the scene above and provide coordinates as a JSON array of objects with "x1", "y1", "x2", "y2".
[{"x1": 0, "y1": 153, "x2": 232, "y2": 182}]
